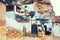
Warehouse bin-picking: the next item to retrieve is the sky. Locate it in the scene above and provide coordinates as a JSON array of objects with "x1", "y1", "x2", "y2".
[{"x1": 50, "y1": 0, "x2": 60, "y2": 16}]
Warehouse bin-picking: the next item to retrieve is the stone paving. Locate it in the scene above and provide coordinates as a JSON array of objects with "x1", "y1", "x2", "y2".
[
  {"x1": 0, "y1": 35, "x2": 60, "y2": 40},
  {"x1": 6, "y1": 35, "x2": 52, "y2": 40}
]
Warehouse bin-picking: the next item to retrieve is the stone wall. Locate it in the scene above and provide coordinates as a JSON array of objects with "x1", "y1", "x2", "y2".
[
  {"x1": 0, "y1": 2, "x2": 6, "y2": 20},
  {"x1": 0, "y1": 2, "x2": 6, "y2": 31}
]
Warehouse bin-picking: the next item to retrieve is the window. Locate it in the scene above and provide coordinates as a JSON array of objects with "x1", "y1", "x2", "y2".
[
  {"x1": 6, "y1": 5, "x2": 21, "y2": 13},
  {"x1": 6, "y1": 5, "x2": 14, "y2": 11}
]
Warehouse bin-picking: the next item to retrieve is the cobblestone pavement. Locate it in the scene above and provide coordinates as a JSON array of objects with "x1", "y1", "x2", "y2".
[
  {"x1": 0, "y1": 35, "x2": 6, "y2": 40},
  {"x1": 0, "y1": 35, "x2": 60, "y2": 40},
  {"x1": 6, "y1": 35, "x2": 54, "y2": 40}
]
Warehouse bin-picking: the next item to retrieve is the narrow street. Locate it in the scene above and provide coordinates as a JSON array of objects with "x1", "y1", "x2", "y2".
[{"x1": 6, "y1": 35, "x2": 60, "y2": 40}]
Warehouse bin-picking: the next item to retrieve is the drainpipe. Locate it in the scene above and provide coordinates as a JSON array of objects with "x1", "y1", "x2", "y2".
[
  {"x1": 14, "y1": 0, "x2": 17, "y2": 19},
  {"x1": 14, "y1": 5, "x2": 16, "y2": 19}
]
